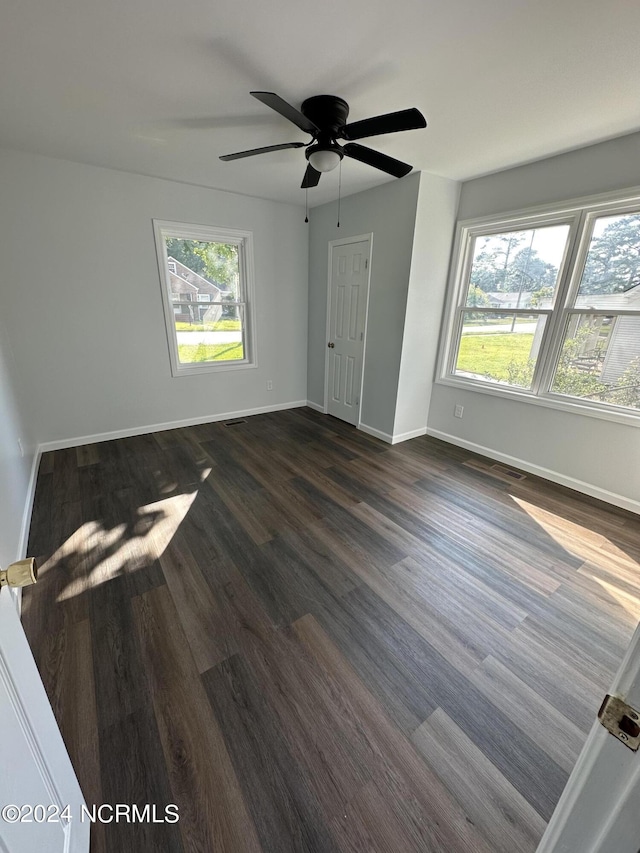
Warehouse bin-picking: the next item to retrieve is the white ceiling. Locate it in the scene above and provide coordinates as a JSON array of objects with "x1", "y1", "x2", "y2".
[{"x1": 2, "y1": 0, "x2": 640, "y2": 207}]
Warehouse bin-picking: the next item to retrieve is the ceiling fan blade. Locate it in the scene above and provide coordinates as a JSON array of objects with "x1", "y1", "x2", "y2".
[
  {"x1": 343, "y1": 143, "x2": 413, "y2": 178},
  {"x1": 219, "y1": 141, "x2": 306, "y2": 161},
  {"x1": 341, "y1": 108, "x2": 426, "y2": 141},
  {"x1": 250, "y1": 91, "x2": 319, "y2": 135},
  {"x1": 301, "y1": 164, "x2": 321, "y2": 188}
]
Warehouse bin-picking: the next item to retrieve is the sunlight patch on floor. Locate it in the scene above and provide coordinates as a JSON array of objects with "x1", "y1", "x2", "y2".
[
  {"x1": 510, "y1": 495, "x2": 638, "y2": 569},
  {"x1": 587, "y1": 575, "x2": 640, "y2": 620},
  {"x1": 510, "y1": 494, "x2": 640, "y2": 620},
  {"x1": 53, "y1": 492, "x2": 198, "y2": 602}
]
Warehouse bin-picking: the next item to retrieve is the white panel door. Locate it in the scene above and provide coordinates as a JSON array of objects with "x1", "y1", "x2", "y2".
[
  {"x1": 327, "y1": 239, "x2": 370, "y2": 425},
  {"x1": 537, "y1": 618, "x2": 640, "y2": 853},
  {"x1": 0, "y1": 587, "x2": 89, "y2": 853}
]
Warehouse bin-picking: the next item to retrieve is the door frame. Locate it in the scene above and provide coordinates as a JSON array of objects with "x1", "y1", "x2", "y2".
[{"x1": 323, "y1": 233, "x2": 373, "y2": 429}]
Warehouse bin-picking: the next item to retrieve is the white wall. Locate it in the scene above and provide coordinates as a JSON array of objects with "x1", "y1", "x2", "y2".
[
  {"x1": 0, "y1": 149, "x2": 308, "y2": 447},
  {"x1": 0, "y1": 317, "x2": 36, "y2": 569},
  {"x1": 428, "y1": 131, "x2": 640, "y2": 512},
  {"x1": 459, "y1": 131, "x2": 640, "y2": 221},
  {"x1": 308, "y1": 174, "x2": 421, "y2": 436},
  {"x1": 393, "y1": 172, "x2": 459, "y2": 438}
]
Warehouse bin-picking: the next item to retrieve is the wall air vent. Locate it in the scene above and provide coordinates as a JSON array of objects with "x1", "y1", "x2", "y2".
[
  {"x1": 463, "y1": 458, "x2": 527, "y2": 483},
  {"x1": 490, "y1": 464, "x2": 527, "y2": 481}
]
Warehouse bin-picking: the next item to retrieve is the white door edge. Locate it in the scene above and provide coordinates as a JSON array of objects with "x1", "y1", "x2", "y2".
[{"x1": 537, "y1": 620, "x2": 640, "y2": 853}]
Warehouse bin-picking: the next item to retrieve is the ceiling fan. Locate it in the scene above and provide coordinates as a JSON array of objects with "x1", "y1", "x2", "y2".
[{"x1": 220, "y1": 92, "x2": 427, "y2": 188}]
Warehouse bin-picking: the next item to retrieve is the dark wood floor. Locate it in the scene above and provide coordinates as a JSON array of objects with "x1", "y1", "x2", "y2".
[{"x1": 22, "y1": 407, "x2": 640, "y2": 852}]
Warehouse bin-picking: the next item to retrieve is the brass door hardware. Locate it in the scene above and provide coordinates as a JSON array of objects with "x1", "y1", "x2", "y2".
[
  {"x1": 0, "y1": 558, "x2": 38, "y2": 589},
  {"x1": 598, "y1": 694, "x2": 640, "y2": 751}
]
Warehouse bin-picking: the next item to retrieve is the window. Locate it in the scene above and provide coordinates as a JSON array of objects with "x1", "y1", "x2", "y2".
[
  {"x1": 440, "y1": 193, "x2": 640, "y2": 420},
  {"x1": 153, "y1": 220, "x2": 255, "y2": 376}
]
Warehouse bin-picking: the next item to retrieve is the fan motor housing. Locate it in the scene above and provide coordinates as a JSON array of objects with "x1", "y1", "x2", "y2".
[{"x1": 301, "y1": 95, "x2": 349, "y2": 134}]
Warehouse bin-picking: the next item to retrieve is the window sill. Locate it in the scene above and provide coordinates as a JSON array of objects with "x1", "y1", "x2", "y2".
[
  {"x1": 171, "y1": 360, "x2": 257, "y2": 378},
  {"x1": 436, "y1": 375, "x2": 640, "y2": 428}
]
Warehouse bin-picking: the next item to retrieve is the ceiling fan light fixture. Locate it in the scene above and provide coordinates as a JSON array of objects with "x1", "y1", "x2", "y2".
[
  {"x1": 220, "y1": 92, "x2": 425, "y2": 187},
  {"x1": 308, "y1": 148, "x2": 342, "y2": 172}
]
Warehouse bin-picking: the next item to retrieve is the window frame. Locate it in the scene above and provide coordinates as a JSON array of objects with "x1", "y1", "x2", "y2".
[
  {"x1": 153, "y1": 219, "x2": 256, "y2": 377},
  {"x1": 437, "y1": 189, "x2": 640, "y2": 426}
]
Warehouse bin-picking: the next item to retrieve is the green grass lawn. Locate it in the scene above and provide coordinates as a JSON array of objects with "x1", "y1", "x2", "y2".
[
  {"x1": 178, "y1": 342, "x2": 244, "y2": 363},
  {"x1": 175, "y1": 319, "x2": 241, "y2": 332},
  {"x1": 456, "y1": 332, "x2": 534, "y2": 382}
]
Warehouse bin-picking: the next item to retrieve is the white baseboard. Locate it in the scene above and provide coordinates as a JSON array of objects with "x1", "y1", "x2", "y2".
[
  {"x1": 427, "y1": 427, "x2": 640, "y2": 516},
  {"x1": 358, "y1": 422, "x2": 394, "y2": 444},
  {"x1": 358, "y1": 422, "x2": 427, "y2": 445},
  {"x1": 306, "y1": 400, "x2": 326, "y2": 413},
  {"x1": 391, "y1": 426, "x2": 428, "y2": 444},
  {"x1": 38, "y1": 401, "x2": 308, "y2": 453}
]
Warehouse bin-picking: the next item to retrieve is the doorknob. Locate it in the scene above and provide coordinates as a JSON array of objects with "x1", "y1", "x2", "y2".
[
  {"x1": 327, "y1": 342, "x2": 335, "y2": 348},
  {"x1": 0, "y1": 558, "x2": 38, "y2": 588}
]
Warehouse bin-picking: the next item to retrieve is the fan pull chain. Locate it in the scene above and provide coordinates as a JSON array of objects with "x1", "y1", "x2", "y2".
[
  {"x1": 305, "y1": 188, "x2": 309, "y2": 223},
  {"x1": 337, "y1": 159, "x2": 342, "y2": 228}
]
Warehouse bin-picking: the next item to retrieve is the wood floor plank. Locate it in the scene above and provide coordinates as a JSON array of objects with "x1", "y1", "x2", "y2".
[
  {"x1": 194, "y1": 483, "x2": 305, "y2": 627},
  {"x1": 314, "y1": 588, "x2": 437, "y2": 733},
  {"x1": 333, "y1": 777, "x2": 444, "y2": 853},
  {"x1": 381, "y1": 556, "x2": 516, "y2": 662},
  {"x1": 322, "y1": 584, "x2": 567, "y2": 819},
  {"x1": 469, "y1": 655, "x2": 586, "y2": 774},
  {"x1": 206, "y1": 477, "x2": 275, "y2": 545},
  {"x1": 99, "y1": 707, "x2": 184, "y2": 853},
  {"x1": 133, "y1": 586, "x2": 262, "y2": 853},
  {"x1": 158, "y1": 534, "x2": 239, "y2": 672},
  {"x1": 56, "y1": 619, "x2": 106, "y2": 853},
  {"x1": 292, "y1": 478, "x2": 407, "y2": 570},
  {"x1": 311, "y1": 510, "x2": 502, "y2": 674},
  {"x1": 293, "y1": 614, "x2": 495, "y2": 853},
  {"x1": 76, "y1": 442, "x2": 101, "y2": 467},
  {"x1": 26, "y1": 468, "x2": 53, "y2": 556},
  {"x1": 329, "y1": 548, "x2": 489, "y2": 675},
  {"x1": 492, "y1": 624, "x2": 607, "y2": 732},
  {"x1": 90, "y1": 575, "x2": 148, "y2": 730},
  {"x1": 51, "y1": 446, "x2": 80, "y2": 506},
  {"x1": 275, "y1": 526, "x2": 360, "y2": 598},
  {"x1": 392, "y1": 554, "x2": 527, "y2": 633},
  {"x1": 346, "y1": 453, "x2": 422, "y2": 492},
  {"x1": 202, "y1": 654, "x2": 338, "y2": 853},
  {"x1": 238, "y1": 627, "x2": 373, "y2": 821},
  {"x1": 388, "y1": 483, "x2": 570, "y2": 594},
  {"x1": 412, "y1": 708, "x2": 546, "y2": 853}
]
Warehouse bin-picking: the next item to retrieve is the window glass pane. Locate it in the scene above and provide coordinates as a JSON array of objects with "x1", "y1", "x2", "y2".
[
  {"x1": 454, "y1": 311, "x2": 547, "y2": 389},
  {"x1": 164, "y1": 237, "x2": 240, "y2": 299},
  {"x1": 466, "y1": 224, "x2": 570, "y2": 309},
  {"x1": 576, "y1": 212, "x2": 640, "y2": 310},
  {"x1": 176, "y1": 303, "x2": 245, "y2": 365},
  {"x1": 551, "y1": 313, "x2": 640, "y2": 409},
  {"x1": 163, "y1": 235, "x2": 245, "y2": 365}
]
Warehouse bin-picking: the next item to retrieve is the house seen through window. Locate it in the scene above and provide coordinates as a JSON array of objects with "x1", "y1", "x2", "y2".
[
  {"x1": 153, "y1": 221, "x2": 254, "y2": 376},
  {"x1": 441, "y1": 198, "x2": 640, "y2": 418}
]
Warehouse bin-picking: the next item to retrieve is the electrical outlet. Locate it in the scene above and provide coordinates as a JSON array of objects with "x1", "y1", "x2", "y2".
[
  {"x1": 454, "y1": 404, "x2": 464, "y2": 419},
  {"x1": 266, "y1": 380, "x2": 273, "y2": 391}
]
